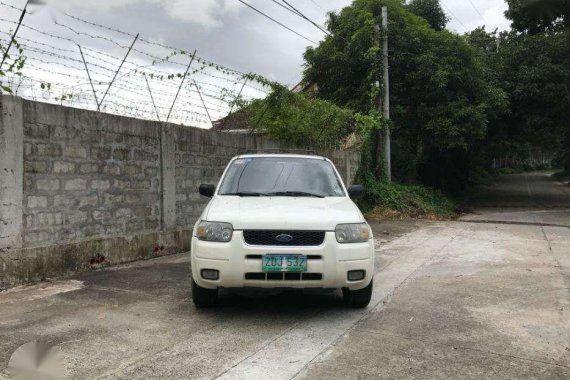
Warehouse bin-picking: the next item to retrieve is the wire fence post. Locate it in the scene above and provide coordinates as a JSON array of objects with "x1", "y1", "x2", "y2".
[
  {"x1": 192, "y1": 79, "x2": 213, "y2": 128},
  {"x1": 143, "y1": 73, "x2": 160, "y2": 122},
  {"x1": 77, "y1": 44, "x2": 99, "y2": 107},
  {"x1": 98, "y1": 33, "x2": 139, "y2": 111},
  {"x1": 228, "y1": 76, "x2": 249, "y2": 116},
  {"x1": 0, "y1": 6, "x2": 26, "y2": 70},
  {"x1": 166, "y1": 49, "x2": 196, "y2": 122}
]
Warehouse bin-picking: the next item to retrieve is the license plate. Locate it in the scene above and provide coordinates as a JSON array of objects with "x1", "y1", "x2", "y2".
[{"x1": 262, "y1": 255, "x2": 307, "y2": 272}]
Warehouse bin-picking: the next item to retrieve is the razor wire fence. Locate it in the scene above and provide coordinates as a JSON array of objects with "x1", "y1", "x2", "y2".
[{"x1": 0, "y1": 1, "x2": 272, "y2": 128}]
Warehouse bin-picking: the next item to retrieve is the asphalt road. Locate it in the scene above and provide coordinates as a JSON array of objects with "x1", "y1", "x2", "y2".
[
  {"x1": 462, "y1": 172, "x2": 570, "y2": 227},
  {"x1": 1, "y1": 174, "x2": 569, "y2": 379}
]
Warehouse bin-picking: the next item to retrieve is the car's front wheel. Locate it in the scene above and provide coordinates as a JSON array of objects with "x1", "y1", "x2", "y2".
[
  {"x1": 342, "y1": 280, "x2": 373, "y2": 308},
  {"x1": 192, "y1": 279, "x2": 218, "y2": 308}
]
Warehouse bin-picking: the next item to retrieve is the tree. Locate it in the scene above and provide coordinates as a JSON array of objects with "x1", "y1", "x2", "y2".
[
  {"x1": 303, "y1": 0, "x2": 506, "y2": 191},
  {"x1": 485, "y1": 29, "x2": 570, "y2": 168},
  {"x1": 505, "y1": 0, "x2": 569, "y2": 34},
  {"x1": 465, "y1": 27, "x2": 500, "y2": 55},
  {"x1": 476, "y1": 0, "x2": 570, "y2": 172},
  {"x1": 243, "y1": 84, "x2": 378, "y2": 148},
  {"x1": 406, "y1": 0, "x2": 448, "y2": 31}
]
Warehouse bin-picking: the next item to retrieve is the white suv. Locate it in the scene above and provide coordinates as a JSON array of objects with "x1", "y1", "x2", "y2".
[{"x1": 191, "y1": 154, "x2": 374, "y2": 308}]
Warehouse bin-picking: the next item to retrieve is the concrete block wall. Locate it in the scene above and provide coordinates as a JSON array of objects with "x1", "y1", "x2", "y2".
[
  {"x1": 172, "y1": 127, "x2": 257, "y2": 227},
  {"x1": 21, "y1": 101, "x2": 162, "y2": 247},
  {"x1": 0, "y1": 96, "x2": 360, "y2": 289}
]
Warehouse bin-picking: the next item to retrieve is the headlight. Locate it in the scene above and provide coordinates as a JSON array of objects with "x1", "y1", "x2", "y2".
[
  {"x1": 335, "y1": 223, "x2": 370, "y2": 243},
  {"x1": 196, "y1": 221, "x2": 233, "y2": 242}
]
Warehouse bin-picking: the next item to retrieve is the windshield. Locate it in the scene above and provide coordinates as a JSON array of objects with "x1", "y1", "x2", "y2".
[{"x1": 218, "y1": 157, "x2": 346, "y2": 197}]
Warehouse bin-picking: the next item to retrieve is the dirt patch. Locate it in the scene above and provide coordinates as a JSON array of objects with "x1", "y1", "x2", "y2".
[
  {"x1": 366, "y1": 208, "x2": 458, "y2": 221},
  {"x1": 367, "y1": 219, "x2": 425, "y2": 244},
  {"x1": 0, "y1": 280, "x2": 84, "y2": 304}
]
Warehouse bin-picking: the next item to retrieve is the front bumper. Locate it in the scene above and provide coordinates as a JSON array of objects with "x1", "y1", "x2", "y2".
[{"x1": 191, "y1": 231, "x2": 374, "y2": 291}]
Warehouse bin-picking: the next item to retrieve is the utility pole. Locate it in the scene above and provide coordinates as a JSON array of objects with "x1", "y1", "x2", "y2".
[
  {"x1": 382, "y1": 6, "x2": 391, "y2": 182},
  {"x1": 374, "y1": 6, "x2": 391, "y2": 182}
]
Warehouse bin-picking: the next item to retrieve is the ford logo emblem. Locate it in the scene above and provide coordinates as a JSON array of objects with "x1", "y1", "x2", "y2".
[{"x1": 275, "y1": 234, "x2": 293, "y2": 243}]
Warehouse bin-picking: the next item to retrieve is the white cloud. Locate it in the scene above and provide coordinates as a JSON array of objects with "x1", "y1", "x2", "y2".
[
  {"x1": 48, "y1": 0, "x2": 242, "y2": 28},
  {"x1": 445, "y1": 0, "x2": 510, "y2": 33},
  {"x1": 483, "y1": 6, "x2": 512, "y2": 32},
  {"x1": 165, "y1": 0, "x2": 241, "y2": 28}
]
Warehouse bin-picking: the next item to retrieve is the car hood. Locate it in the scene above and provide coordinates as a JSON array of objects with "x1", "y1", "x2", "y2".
[{"x1": 203, "y1": 196, "x2": 364, "y2": 230}]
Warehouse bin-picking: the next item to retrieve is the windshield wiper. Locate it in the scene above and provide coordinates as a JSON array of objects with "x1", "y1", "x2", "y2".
[
  {"x1": 222, "y1": 191, "x2": 270, "y2": 197},
  {"x1": 267, "y1": 191, "x2": 325, "y2": 198}
]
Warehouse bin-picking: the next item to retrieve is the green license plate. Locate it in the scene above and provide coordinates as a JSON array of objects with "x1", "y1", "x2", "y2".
[{"x1": 262, "y1": 255, "x2": 307, "y2": 272}]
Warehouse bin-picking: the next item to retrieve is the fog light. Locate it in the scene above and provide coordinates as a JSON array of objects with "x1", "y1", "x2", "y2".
[
  {"x1": 347, "y1": 270, "x2": 365, "y2": 281},
  {"x1": 201, "y1": 269, "x2": 219, "y2": 280}
]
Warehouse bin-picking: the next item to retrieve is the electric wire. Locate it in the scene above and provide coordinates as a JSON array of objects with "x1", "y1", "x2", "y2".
[{"x1": 235, "y1": 0, "x2": 317, "y2": 44}]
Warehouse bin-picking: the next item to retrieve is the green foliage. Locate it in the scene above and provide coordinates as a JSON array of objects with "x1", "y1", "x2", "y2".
[
  {"x1": 406, "y1": 0, "x2": 448, "y2": 31},
  {"x1": 246, "y1": 84, "x2": 379, "y2": 148},
  {"x1": 354, "y1": 123, "x2": 455, "y2": 219},
  {"x1": 465, "y1": 27, "x2": 501, "y2": 56},
  {"x1": 361, "y1": 180, "x2": 456, "y2": 218},
  {"x1": 303, "y1": 0, "x2": 507, "y2": 192},
  {"x1": 505, "y1": 0, "x2": 569, "y2": 34},
  {"x1": 0, "y1": 38, "x2": 26, "y2": 94},
  {"x1": 480, "y1": 29, "x2": 570, "y2": 166}
]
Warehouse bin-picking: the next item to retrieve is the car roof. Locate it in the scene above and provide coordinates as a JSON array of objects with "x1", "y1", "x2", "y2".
[{"x1": 235, "y1": 153, "x2": 327, "y2": 160}]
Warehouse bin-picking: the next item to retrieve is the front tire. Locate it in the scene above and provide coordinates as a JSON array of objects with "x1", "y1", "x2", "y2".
[
  {"x1": 343, "y1": 280, "x2": 373, "y2": 308},
  {"x1": 192, "y1": 279, "x2": 218, "y2": 308}
]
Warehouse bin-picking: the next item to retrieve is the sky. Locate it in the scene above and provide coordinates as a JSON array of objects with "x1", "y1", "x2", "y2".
[{"x1": 0, "y1": 0, "x2": 512, "y2": 126}]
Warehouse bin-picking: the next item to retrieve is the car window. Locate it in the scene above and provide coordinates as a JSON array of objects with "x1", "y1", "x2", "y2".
[{"x1": 218, "y1": 157, "x2": 345, "y2": 197}]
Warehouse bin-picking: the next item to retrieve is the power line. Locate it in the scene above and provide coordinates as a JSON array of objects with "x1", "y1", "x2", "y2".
[
  {"x1": 309, "y1": 0, "x2": 326, "y2": 13},
  {"x1": 235, "y1": 0, "x2": 317, "y2": 44},
  {"x1": 268, "y1": 0, "x2": 328, "y2": 35},
  {"x1": 467, "y1": 0, "x2": 485, "y2": 19},
  {"x1": 441, "y1": 2, "x2": 468, "y2": 32},
  {"x1": 279, "y1": 0, "x2": 330, "y2": 35}
]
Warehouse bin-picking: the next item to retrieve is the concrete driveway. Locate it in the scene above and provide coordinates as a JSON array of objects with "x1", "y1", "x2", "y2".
[{"x1": 1, "y1": 174, "x2": 569, "y2": 379}]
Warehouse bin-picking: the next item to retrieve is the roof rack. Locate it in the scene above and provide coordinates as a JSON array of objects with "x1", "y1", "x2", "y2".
[{"x1": 242, "y1": 148, "x2": 317, "y2": 155}]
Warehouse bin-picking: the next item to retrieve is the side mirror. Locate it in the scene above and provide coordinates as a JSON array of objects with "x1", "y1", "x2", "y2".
[
  {"x1": 347, "y1": 185, "x2": 365, "y2": 199},
  {"x1": 199, "y1": 184, "x2": 216, "y2": 198}
]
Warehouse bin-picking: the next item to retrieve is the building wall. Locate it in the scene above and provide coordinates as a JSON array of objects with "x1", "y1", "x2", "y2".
[{"x1": 0, "y1": 96, "x2": 361, "y2": 289}]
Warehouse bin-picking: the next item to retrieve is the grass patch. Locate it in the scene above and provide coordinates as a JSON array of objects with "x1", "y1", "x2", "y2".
[
  {"x1": 359, "y1": 180, "x2": 457, "y2": 220},
  {"x1": 493, "y1": 167, "x2": 524, "y2": 175}
]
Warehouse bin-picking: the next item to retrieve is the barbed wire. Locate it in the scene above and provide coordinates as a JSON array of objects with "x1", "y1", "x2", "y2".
[
  {"x1": 0, "y1": 29, "x2": 259, "y2": 102},
  {"x1": 0, "y1": 15, "x2": 271, "y2": 97},
  {"x1": 11, "y1": 74, "x2": 213, "y2": 123},
  {"x1": 57, "y1": 9, "x2": 246, "y2": 76},
  {"x1": 0, "y1": 2, "x2": 274, "y2": 127},
  {"x1": 0, "y1": 1, "x2": 247, "y2": 76}
]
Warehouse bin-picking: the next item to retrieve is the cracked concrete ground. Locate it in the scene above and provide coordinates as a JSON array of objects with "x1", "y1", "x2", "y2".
[
  {"x1": 1, "y1": 173, "x2": 569, "y2": 379},
  {"x1": 297, "y1": 222, "x2": 570, "y2": 379}
]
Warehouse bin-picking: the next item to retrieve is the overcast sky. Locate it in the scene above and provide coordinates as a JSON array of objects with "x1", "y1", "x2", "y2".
[{"x1": 5, "y1": 0, "x2": 511, "y2": 86}]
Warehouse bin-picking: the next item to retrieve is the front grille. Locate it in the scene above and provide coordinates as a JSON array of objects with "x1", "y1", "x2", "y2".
[
  {"x1": 245, "y1": 272, "x2": 323, "y2": 281},
  {"x1": 243, "y1": 230, "x2": 325, "y2": 246}
]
